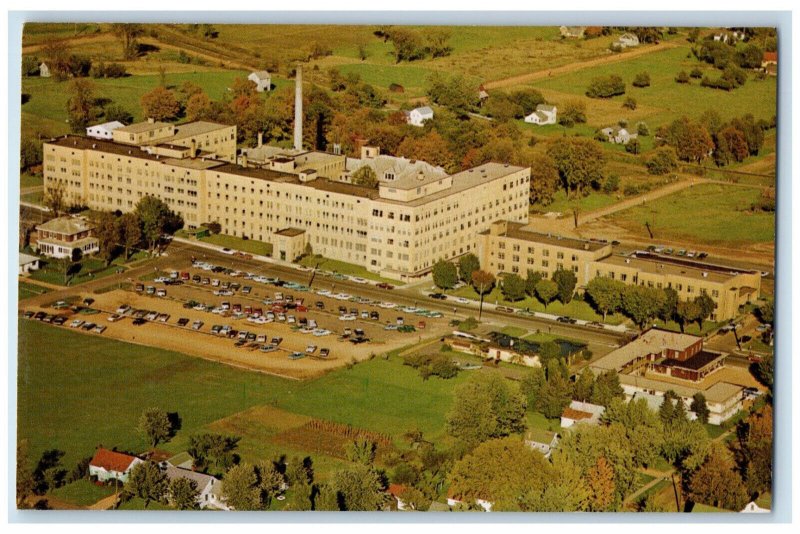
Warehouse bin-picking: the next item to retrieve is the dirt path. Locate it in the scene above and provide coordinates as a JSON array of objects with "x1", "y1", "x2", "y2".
[
  {"x1": 483, "y1": 41, "x2": 682, "y2": 90},
  {"x1": 625, "y1": 475, "x2": 671, "y2": 506},
  {"x1": 86, "y1": 493, "x2": 119, "y2": 511},
  {"x1": 22, "y1": 32, "x2": 113, "y2": 54}
]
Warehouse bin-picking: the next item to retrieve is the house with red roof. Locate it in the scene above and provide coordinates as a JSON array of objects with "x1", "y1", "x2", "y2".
[
  {"x1": 762, "y1": 52, "x2": 777, "y2": 75},
  {"x1": 388, "y1": 483, "x2": 410, "y2": 510},
  {"x1": 88, "y1": 448, "x2": 144, "y2": 483}
]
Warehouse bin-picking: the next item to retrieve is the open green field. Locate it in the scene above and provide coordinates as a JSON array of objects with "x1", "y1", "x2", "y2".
[
  {"x1": 525, "y1": 45, "x2": 777, "y2": 131},
  {"x1": 18, "y1": 281, "x2": 52, "y2": 300},
  {"x1": 28, "y1": 257, "x2": 122, "y2": 287},
  {"x1": 298, "y1": 255, "x2": 401, "y2": 285},
  {"x1": 21, "y1": 69, "x2": 249, "y2": 135},
  {"x1": 17, "y1": 320, "x2": 471, "y2": 478},
  {"x1": 606, "y1": 183, "x2": 775, "y2": 246},
  {"x1": 49, "y1": 479, "x2": 115, "y2": 507},
  {"x1": 533, "y1": 189, "x2": 617, "y2": 215},
  {"x1": 20, "y1": 172, "x2": 43, "y2": 189}
]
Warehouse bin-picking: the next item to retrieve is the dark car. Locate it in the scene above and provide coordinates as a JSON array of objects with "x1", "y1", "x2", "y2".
[
  {"x1": 52, "y1": 315, "x2": 67, "y2": 326},
  {"x1": 23, "y1": 310, "x2": 35, "y2": 319},
  {"x1": 315, "y1": 301, "x2": 325, "y2": 309},
  {"x1": 376, "y1": 283, "x2": 394, "y2": 290},
  {"x1": 132, "y1": 318, "x2": 147, "y2": 326},
  {"x1": 556, "y1": 316, "x2": 577, "y2": 324},
  {"x1": 370, "y1": 311, "x2": 380, "y2": 320},
  {"x1": 271, "y1": 337, "x2": 283, "y2": 346},
  {"x1": 81, "y1": 322, "x2": 96, "y2": 331},
  {"x1": 350, "y1": 337, "x2": 369, "y2": 344},
  {"x1": 192, "y1": 274, "x2": 201, "y2": 283},
  {"x1": 33, "y1": 311, "x2": 46, "y2": 321},
  {"x1": 429, "y1": 293, "x2": 447, "y2": 300}
]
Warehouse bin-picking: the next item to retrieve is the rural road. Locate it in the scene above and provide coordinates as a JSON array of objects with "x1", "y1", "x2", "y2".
[
  {"x1": 86, "y1": 493, "x2": 119, "y2": 511},
  {"x1": 483, "y1": 40, "x2": 681, "y2": 90}
]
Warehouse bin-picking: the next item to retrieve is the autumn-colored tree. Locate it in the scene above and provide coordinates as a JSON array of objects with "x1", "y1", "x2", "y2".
[
  {"x1": 525, "y1": 152, "x2": 560, "y2": 206},
  {"x1": 140, "y1": 86, "x2": 180, "y2": 121},
  {"x1": 111, "y1": 23, "x2": 144, "y2": 60},
  {"x1": 470, "y1": 270, "x2": 496, "y2": 319},
  {"x1": 715, "y1": 126, "x2": 750, "y2": 165},
  {"x1": 731, "y1": 405, "x2": 773, "y2": 496},
  {"x1": 585, "y1": 456, "x2": 616, "y2": 511},
  {"x1": 185, "y1": 91, "x2": 212, "y2": 122},
  {"x1": 660, "y1": 117, "x2": 714, "y2": 163},
  {"x1": 396, "y1": 132, "x2": 454, "y2": 171},
  {"x1": 42, "y1": 39, "x2": 70, "y2": 81},
  {"x1": 94, "y1": 212, "x2": 121, "y2": 266},
  {"x1": 688, "y1": 444, "x2": 749, "y2": 510}
]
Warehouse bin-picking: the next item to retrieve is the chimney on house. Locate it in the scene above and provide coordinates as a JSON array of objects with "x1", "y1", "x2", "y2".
[
  {"x1": 294, "y1": 66, "x2": 303, "y2": 151},
  {"x1": 148, "y1": 117, "x2": 155, "y2": 124},
  {"x1": 241, "y1": 153, "x2": 248, "y2": 168}
]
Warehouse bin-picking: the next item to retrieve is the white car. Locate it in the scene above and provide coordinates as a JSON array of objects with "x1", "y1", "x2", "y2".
[
  {"x1": 454, "y1": 297, "x2": 470, "y2": 304},
  {"x1": 107, "y1": 314, "x2": 122, "y2": 322},
  {"x1": 313, "y1": 329, "x2": 332, "y2": 337},
  {"x1": 334, "y1": 293, "x2": 352, "y2": 301},
  {"x1": 401, "y1": 306, "x2": 419, "y2": 313},
  {"x1": 338, "y1": 314, "x2": 356, "y2": 321},
  {"x1": 116, "y1": 305, "x2": 131, "y2": 315},
  {"x1": 221, "y1": 248, "x2": 235, "y2": 255},
  {"x1": 350, "y1": 277, "x2": 368, "y2": 284},
  {"x1": 70, "y1": 319, "x2": 84, "y2": 328},
  {"x1": 193, "y1": 303, "x2": 207, "y2": 311},
  {"x1": 316, "y1": 289, "x2": 332, "y2": 297},
  {"x1": 378, "y1": 302, "x2": 397, "y2": 309}
]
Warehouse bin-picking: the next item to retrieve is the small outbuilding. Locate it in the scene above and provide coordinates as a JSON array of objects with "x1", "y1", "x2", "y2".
[
  {"x1": 524, "y1": 104, "x2": 558, "y2": 126},
  {"x1": 248, "y1": 70, "x2": 272, "y2": 92},
  {"x1": 39, "y1": 62, "x2": 51, "y2": 78},
  {"x1": 19, "y1": 253, "x2": 40, "y2": 275},
  {"x1": 86, "y1": 121, "x2": 126, "y2": 140},
  {"x1": 560, "y1": 400, "x2": 605, "y2": 428},
  {"x1": 406, "y1": 106, "x2": 434, "y2": 127}
]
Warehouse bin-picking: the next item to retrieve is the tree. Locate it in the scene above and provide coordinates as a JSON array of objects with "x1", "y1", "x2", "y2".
[
  {"x1": 625, "y1": 138, "x2": 641, "y2": 154},
  {"x1": 345, "y1": 438, "x2": 376, "y2": 466},
  {"x1": 591, "y1": 370, "x2": 624, "y2": 407},
  {"x1": 169, "y1": 477, "x2": 199, "y2": 510},
  {"x1": 185, "y1": 92, "x2": 212, "y2": 122},
  {"x1": 573, "y1": 367, "x2": 595, "y2": 402},
  {"x1": 660, "y1": 117, "x2": 714, "y2": 163},
  {"x1": 547, "y1": 137, "x2": 606, "y2": 198},
  {"x1": 693, "y1": 294, "x2": 716, "y2": 329},
  {"x1": 446, "y1": 373, "x2": 527, "y2": 449},
  {"x1": 586, "y1": 75, "x2": 626, "y2": 98},
  {"x1": 524, "y1": 270, "x2": 543, "y2": 297},
  {"x1": 688, "y1": 444, "x2": 749, "y2": 510},
  {"x1": 519, "y1": 366, "x2": 546, "y2": 410},
  {"x1": 423, "y1": 28, "x2": 452, "y2": 58},
  {"x1": 111, "y1": 23, "x2": 144, "y2": 60},
  {"x1": 632, "y1": 72, "x2": 651, "y2": 88},
  {"x1": 20, "y1": 137, "x2": 43, "y2": 171},
  {"x1": 585, "y1": 277, "x2": 624, "y2": 320},
  {"x1": 559, "y1": 99, "x2": 587, "y2": 126},
  {"x1": 585, "y1": 456, "x2": 616, "y2": 511},
  {"x1": 66, "y1": 78, "x2": 98, "y2": 132},
  {"x1": 432, "y1": 260, "x2": 458, "y2": 290},
  {"x1": 426, "y1": 72, "x2": 477, "y2": 117},
  {"x1": 124, "y1": 461, "x2": 168, "y2": 506},
  {"x1": 104, "y1": 104, "x2": 133, "y2": 124},
  {"x1": 538, "y1": 359, "x2": 572, "y2": 418},
  {"x1": 449, "y1": 437, "x2": 549, "y2": 510},
  {"x1": 715, "y1": 126, "x2": 749, "y2": 165},
  {"x1": 257, "y1": 461, "x2": 286, "y2": 507},
  {"x1": 731, "y1": 406, "x2": 773, "y2": 496},
  {"x1": 690, "y1": 393, "x2": 710, "y2": 424},
  {"x1": 756, "y1": 298, "x2": 774, "y2": 326},
  {"x1": 501, "y1": 274, "x2": 526, "y2": 302},
  {"x1": 457, "y1": 253, "x2": 480, "y2": 285},
  {"x1": 676, "y1": 299, "x2": 701, "y2": 333},
  {"x1": 552, "y1": 268, "x2": 577, "y2": 304},
  {"x1": 470, "y1": 270, "x2": 495, "y2": 319},
  {"x1": 137, "y1": 407, "x2": 173, "y2": 447},
  {"x1": 221, "y1": 463, "x2": 261, "y2": 511},
  {"x1": 621, "y1": 285, "x2": 666, "y2": 329},
  {"x1": 141, "y1": 86, "x2": 180, "y2": 122},
  {"x1": 526, "y1": 152, "x2": 560, "y2": 206},
  {"x1": 350, "y1": 165, "x2": 378, "y2": 188},
  {"x1": 120, "y1": 212, "x2": 142, "y2": 260},
  {"x1": 396, "y1": 131, "x2": 454, "y2": 170},
  {"x1": 389, "y1": 28, "x2": 424, "y2": 63},
  {"x1": 94, "y1": 212, "x2": 120, "y2": 266},
  {"x1": 646, "y1": 147, "x2": 679, "y2": 175},
  {"x1": 535, "y1": 279, "x2": 558, "y2": 310},
  {"x1": 135, "y1": 196, "x2": 181, "y2": 253},
  {"x1": 331, "y1": 465, "x2": 385, "y2": 511},
  {"x1": 42, "y1": 39, "x2": 70, "y2": 81},
  {"x1": 187, "y1": 433, "x2": 240, "y2": 473},
  {"x1": 675, "y1": 71, "x2": 690, "y2": 84},
  {"x1": 17, "y1": 441, "x2": 36, "y2": 506}
]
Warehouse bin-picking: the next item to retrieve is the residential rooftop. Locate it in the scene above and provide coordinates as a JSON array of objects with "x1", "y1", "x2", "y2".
[
  {"x1": 162, "y1": 121, "x2": 232, "y2": 142},
  {"x1": 115, "y1": 120, "x2": 172, "y2": 134},
  {"x1": 591, "y1": 328, "x2": 702, "y2": 372},
  {"x1": 36, "y1": 216, "x2": 94, "y2": 235}
]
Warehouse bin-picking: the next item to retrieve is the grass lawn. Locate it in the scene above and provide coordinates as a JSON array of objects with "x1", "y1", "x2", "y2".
[
  {"x1": 526, "y1": 410, "x2": 561, "y2": 433},
  {"x1": 499, "y1": 326, "x2": 528, "y2": 338},
  {"x1": 28, "y1": 257, "x2": 122, "y2": 287},
  {"x1": 606, "y1": 183, "x2": 775, "y2": 246},
  {"x1": 199, "y1": 233, "x2": 273, "y2": 257},
  {"x1": 17, "y1": 321, "x2": 466, "y2": 478},
  {"x1": 533, "y1": 189, "x2": 617, "y2": 216},
  {"x1": 446, "y1": 285, "x2": 626, "y2": 325},
  {"x1": 20, "y1": 172, "x2": 43, "y2": 189},
  {"x1": 49, "y1": 479, "x2": 115, "y2": 507},
  {"x1": 525, "y1": 45, "x2": 777, "y2": 131},
  {"x1": 298, "y1": 255, "x2": 401, "y2": 285},
  {"x1": 703, "y1": 424, "x2": 727, "y2": 440},
  {"x1": 117, "y1": 497, "x2": 172, "y2": 510},
  {"x1": 21, "y1": 191, "x2": 44, "y2": 205},
  {"x1": 18, "y1": 281, "x2": 52, "y2": 300}
]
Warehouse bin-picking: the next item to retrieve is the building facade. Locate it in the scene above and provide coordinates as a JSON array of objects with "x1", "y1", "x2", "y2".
[
  {"x1": 477, "y1": 221, "x2": 613, "y2": 286},
  {"x1": 43, "y1": 123, "x2": 530, "y2": 281},
  {"x1": 34, "y1": 216, "x2": 99, "y2": 258}
]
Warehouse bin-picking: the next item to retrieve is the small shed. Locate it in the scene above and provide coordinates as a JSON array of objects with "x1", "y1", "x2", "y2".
[
  {"x1": 248, "y1": 70, "x2": 271, "y2": 92},
  {"x1": 39, "y1": 62, "x2": 51, "y2": 78},
  {"x1": 19, "y1": 253, "x2": 40, "y2": 275}
]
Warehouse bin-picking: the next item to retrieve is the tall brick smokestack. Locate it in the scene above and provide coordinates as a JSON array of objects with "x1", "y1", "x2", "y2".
[{"x1": 294, "y1": 66, "x2": 303, "y2": 151}]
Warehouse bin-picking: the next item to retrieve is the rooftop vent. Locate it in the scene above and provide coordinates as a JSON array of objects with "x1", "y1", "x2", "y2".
[
  {"x1": 92, "y1": 143, "x2": 97, "y2": 149},
  {"x1": 625, "y1": 258, "x2": 631, "y2": 264},
  {"x1": 702, "y1": 272, "x2": 708, "y2": 278}
]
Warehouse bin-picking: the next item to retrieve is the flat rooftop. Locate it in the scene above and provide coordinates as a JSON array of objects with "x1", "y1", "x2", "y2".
[
  {"x1": 597, "y1": 253, "x2": 756, "y2": 284},
  {"x1": 659, "y1": 350, "x2": 725, "y2": 371},
  {"x1": 115, "y1": 121, "x2": 172, "y2": 134},
  {"x1": 47, "y1": 135, "x2": 164, "y2": 162},
  {"x1": 591, "y1": 328, "x2": 702, "y2": 372},
  {"x1": 484, "y1": 221, "x2": 610, "y2": 252},
  {"x1": 164, "y1": 121, "x2": 232, "y2": 142},
  {"x1": 618, "y1": 374, "x2": 744, "y2": 404}
]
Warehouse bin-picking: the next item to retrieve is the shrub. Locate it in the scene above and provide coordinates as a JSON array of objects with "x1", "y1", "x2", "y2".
[
  {"x1": 623, "y1": 184, "x2": 640, "y2": 196},
  {"x1": 625, "y1": 138, "x2": 641, "y2": 154},
  {"x1": 622, "y1": 97, "x2": 637, "y2": 110},
  {"x1": 637, "y1": 122, "x2": 650, "y2": 136},
  {"x1": 602, "y1": 174, "x2": 620, "y2": 193},
  {"x1": 690, "y1": 67, "x2": 703, "y2": 79},
  {"x1": 459, "y1": 316, "x2": 479, "y2": 331},
  {"x1": 675, "y1": 71, "x2": 690, "y2": 84},
  {"x1": 646, "y1": 147, "x2": 678, "y2": 175},
  {"x1": 632, "y1": 72, "x2": 651, "y2": 88},
  {"x1": 402, "y1": 353, "x2": 459, "y2": 380},
  {"x1": 586, "y1": 75, "x2": 626, "y2": 98}
]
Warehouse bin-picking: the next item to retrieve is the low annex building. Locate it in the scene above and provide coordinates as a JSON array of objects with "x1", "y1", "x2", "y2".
[
  {"x1": 19, "y1": 253, "x2": 40, "y2": 275},
  {"x1": 560, "y1": 400, "x2": 605, "y2": 428},
  {"x1": 524, "y1": 104, "x2": 557, "y2": 126},
  {"x1": 159, "y1": 461, "x2": 228, "y2": 510},
  {"x1": 86, "y1": 121, "x2": 125, "y2": 140},
  {"x1": 34, "y1": 216, "x2": 99, "y2": 259},
  {"x1": 89, "y1": 448, "x2": 144, "y2": 483},
  {"x1": 590, "y1": 329, "x2": 745, "y2": 425},
  {"x1": 589, "y1": 251, "x2": 761, "y2": 321},
  {"x1": 477, "y1": 220, "x2": 613, "y2": 286}
]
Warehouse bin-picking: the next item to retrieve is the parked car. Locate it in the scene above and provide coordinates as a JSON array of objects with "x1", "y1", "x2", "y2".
[
  {"x1": 81, "y1": 322, "x2": 96, "y2": 331},
  {"x1": 192, "y1": 320, "x2": 203, "y2": 330},
  {"x1": 52, "y1": 316, "x2": 67, "y2": 326},
  {"x1": 429, "y1": 293, "x2": 447, "y2": 300},
  {"x1": 319, "y1": 348, "x2": 330, "y2": 358},
  {"x1": 93, "y1": 325, "x2": 107, "y2": 334},
  {"x1": 376, "y1": 283, "x2": 394, "y2": 290},
  {"x1": 108, "y1": 314, "x2": 123, "y2": 322},
  {"x1": 305, "y1": 345, "x2": 317, "y2": 354}
]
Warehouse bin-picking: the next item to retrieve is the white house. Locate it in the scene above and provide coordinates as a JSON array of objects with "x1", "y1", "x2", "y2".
[
  {"x1": 560, "y1": 400, "x2": 606, "y2": 428},
  {"x1": 524, "y1": 104, "x2": 558, "y2": 126},
  {"x1": 88, "y1": 448, "x2": 143, "y2": 483},
  {"x1": 39, "y1": 62, "x2": 50, "y2": 78},
  {"x1": 35, "y1": 216, "x2": 99, "y2": 259},
  {"x1": 600, "y1": 126, "x2": 637, "y2": 145},
  {"x1": 616, "y1": 33, "x2": 640, "y2": 48},
  {"x1": 559, "y1": 26, "x2": 586, "y2": 39},
  {"x1": 19, "y1": 253, "x2": 40, "y2": 275},
  {"x1": 248, "y1": 70, "x2": 271, "y2": 92},
  {"x1": 160, "y1": 462, "x2": 229, "y2": 510},
  {"x1": 406, "y1": 106, "x2": 434, "y2": 127},
  {"x1": 446, "y1": 490, "x2": 493, "y2": 512},
  {"x1": 740, "y1": 501, "x2": 770, "y2": 513},
  {"x1": 86, "y1": 121, "x2": 125, "y2": 140},
  {"x1": 525, "y1": 429, "x2": 559, "y2": 458}
]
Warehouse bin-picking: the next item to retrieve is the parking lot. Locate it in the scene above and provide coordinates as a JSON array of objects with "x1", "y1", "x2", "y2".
[{"x1": 21, "y1": 259, "x2": 454, "y2": 380}]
